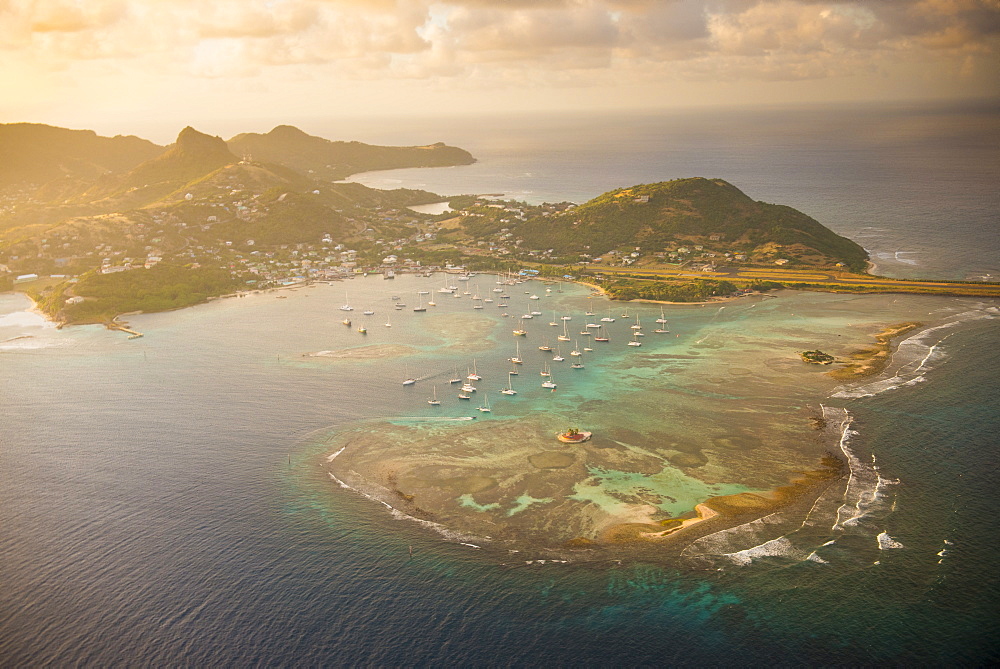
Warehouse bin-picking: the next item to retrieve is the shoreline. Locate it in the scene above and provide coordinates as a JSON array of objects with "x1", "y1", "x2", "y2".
[{"x1": 827, "y1": 321, "x2": 924, "y2": 381}]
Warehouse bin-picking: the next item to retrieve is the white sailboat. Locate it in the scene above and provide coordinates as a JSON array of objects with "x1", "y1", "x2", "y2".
[
  {"x1": 628, "y1": 331, "x2": 642, "y2": 347},
  {"x1": 340, "y1": 292, "x2": 353, "y2": 311},
  {"x1": 403, "y1": 365, "x2": 416, "y2": 385},
  {"x1": 594, "y1": 325, "x2": 610, "y2": 342},
  {"x1": 540, "y1": 361, "x2": 551, "y2": 377},
  {"x1": 552, "y1": 346, "x2": 565, "y2": 362},
  {"x1": 542, "y1": 370, "x2": 557, "y2": 389},
  {"x1": 449, "y1": 367, "x2": 462, "y2": 384},
  {"x1": 428, "y1": 386, "x2": 441, "y2": 405},
  {"x1": 570, "y1": 340, "x2": 582, "y2": 356},
  {"x1": 631, "y1": 314, "x2": 642, "y2": 330},
  {"x1": 500, "y1": 372, "x2": 517, "y2": 395},
  {"x1": 384, "y1": 313, "x2": 392, "y2": 327},
  {"x1": 467, "y1": 359, "x2": 482, "y2": 381},
  {"x1": 511, "y1": 341, "x2": 523, "y2": 364},
  {"x1": 558, "y1": 320, "x2": 571, "y2": 342},
  {"x1": 656, "y1": 307, "x2": 668, "y2": 324},
  {"x1": 601, "y1": 307, "x2": 615, "y2": 323},
  {"x1": 478, "y1": 393, "x2": 491, "y2": 413},
  {"x1": 413, "y1": 293, "x2": 426, "y2": 312},
  {"x1": 549, "y1": 311, "x2": 558, "y2": 327}
]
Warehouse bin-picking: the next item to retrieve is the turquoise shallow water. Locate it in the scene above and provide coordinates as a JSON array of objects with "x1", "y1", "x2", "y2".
[{"x1": 1, "y1": 275, "x2": 997, "y2": 665}]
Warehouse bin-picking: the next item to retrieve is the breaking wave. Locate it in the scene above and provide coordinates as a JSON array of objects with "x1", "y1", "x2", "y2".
[
  {"x1": 681, "y1": 407, "x2": 900, "y2": 569},
  {"x1": 832, "y1": 306, "x2": 997, "y2": 399}
]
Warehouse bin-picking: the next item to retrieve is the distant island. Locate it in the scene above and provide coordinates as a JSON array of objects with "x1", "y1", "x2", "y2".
[{"x1": 1, "y1": 123, "x2": 997, "y2": 326}]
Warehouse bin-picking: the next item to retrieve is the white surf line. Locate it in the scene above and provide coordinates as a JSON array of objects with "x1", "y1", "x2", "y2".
[{"x1": 325, "y1": 465, "x2": 488, "y2": 546}]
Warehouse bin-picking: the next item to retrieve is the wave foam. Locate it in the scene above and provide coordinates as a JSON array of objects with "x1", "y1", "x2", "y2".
[
  {"x1": 682, "y1": 408, "x2": 900, "y2": 569},
  {"x1": 832, "y1": 307, "x2": 996, "y2": 399},
  {"x1": 877, "y1": 532, "x2": 904, "y2": 550}
]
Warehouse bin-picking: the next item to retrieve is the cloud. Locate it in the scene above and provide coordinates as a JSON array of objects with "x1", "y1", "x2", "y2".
[{"x1": 1, "y1": 0, "x2": 997, "y2": 104}]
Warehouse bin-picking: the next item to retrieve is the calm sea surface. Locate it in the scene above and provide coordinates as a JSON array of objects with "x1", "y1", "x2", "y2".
[{"x1": 2, "y1": 105, "x2": 999, "y2": 665}]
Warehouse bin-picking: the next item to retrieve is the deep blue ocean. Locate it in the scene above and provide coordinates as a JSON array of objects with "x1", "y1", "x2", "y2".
[{"x1": 2, "y1": 104, "x2": 999, "y2": 666}]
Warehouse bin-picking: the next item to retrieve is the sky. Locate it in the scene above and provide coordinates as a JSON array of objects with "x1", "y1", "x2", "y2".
[{"x1": 2, "y1": 0, "x2": 998, "y2": 142}]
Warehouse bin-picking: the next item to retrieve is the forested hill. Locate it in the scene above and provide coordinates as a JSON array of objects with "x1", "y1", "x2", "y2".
[
  {"x1": 512, "y1": 178, "x2": 868, "y2": 271},
  {"x1": 0, "y1": 123, "x2": 164, "y2": 187},
  {"x1": 226, "y1": 125, "x2": 476, "y2": 180}
]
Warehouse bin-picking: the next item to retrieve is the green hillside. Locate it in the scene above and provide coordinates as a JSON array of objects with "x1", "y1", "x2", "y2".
[
  {"x1": 227, "y1": 125, "x2": 475, "y2": 179},
  {"x1": 511, "y1": 178, "x2": 868, "y2": 271},
  {"x1": 0, "y1": 123, "x2": 163, "y2": 188},
  {"x1": 75, "y1": 127, "x2": 238, "y2": 205}
]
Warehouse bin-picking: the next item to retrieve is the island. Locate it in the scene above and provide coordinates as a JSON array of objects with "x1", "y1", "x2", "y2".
[{"x1": 2, "y1": 127, "x2": 997, "y2": 327}]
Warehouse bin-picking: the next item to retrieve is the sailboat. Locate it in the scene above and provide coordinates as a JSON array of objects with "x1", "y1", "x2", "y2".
[
  {"x1": 570, "y1": 340, "x2": 582, "y2": 356},
  {"x1": 601, "y1": 307, "x2": 615, "y2": 323},
  {"x1": 513, "y1": 318, "x2": 527, "y2": 336},
  {"x1": 594, "y1": 325, "x2": 610, "y2": 342},
  {"x1": 540, "y1": 361, "x2": 551, "y2": 377},
  {"x1": 549, "y1": 311, "x2": 558, "y2": 327},
  {"x1": 552, "y1": 346, "x2": 565, "y2": 362},
  {"x1": 628, "y1": 331, "x2": 642, "y2": 347},
  {"x1": 477, "y1": 393, "x2": 491, "y2": 413},
  {"x1": 585, "y1": 299, "x2": 595, "y2": 317},
  {"x1": 500, "y1": 372, "x2": 517, "y2": 395},
  {"x1": 449, "y1": 367, "x2": 462, "y2": 384},
  {"x1": 631, "y1": 314, "x2": 642, "y2": 330},
  {"x1": 509, "y1": 360, "x2": 519, "y2": 375},
  {"x1": 340, "y1": 292, "x2": 353, "y2": 311},
  {"x1": 413, "y1": 293, "x2": 426, "y2": 312},
  {"x1": 428, "y1": 386, "x2": 441, "y2": 405},
  {"x1": 621, "y1": 307, "x2": 629, "y2": 318},
  {"x1": 467, "y1": 360, "x2": 482, "y2": 380},
  {"x1": 571, "y1": 355, "x2": 584, "y2": 369},
  {"x1": 385, "y1": 313, "x2": 392, "y2": 327},
  {"x1": 511, "y1": 341, "x2": 523, "y2": 364},
  {"x1": 557, "y1": 320, "x2": 571, "y2": 342},
  {"x1": 656, "y1": 307, "x2": 668, "y2": 324},
  {"x1": 403, "y1": 365, "x2": 416, "y2": 386},
  {"x1": 542, "y1": 370, "x2": 557, "y2": 389},
  {"x1": 538, "y1": 338, "x2": 552, "y2": 351}
]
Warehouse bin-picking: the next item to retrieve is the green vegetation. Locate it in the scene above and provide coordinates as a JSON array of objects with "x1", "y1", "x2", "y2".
[
  {"x1": 511, "y1": 178, "x2": 869, "y2": 271},
  {"x1": 801, "y1": 350, "x2": 836, "y2": 365},
  {"x1": 0, "y1": 123, "x2": 163, "y2": 188},
  {"x1": 602, "y1": 278, "x2": 739, "y2": 302},
  {"x1": 55, "y1": 265, "x2": 243, "y2": 323}
]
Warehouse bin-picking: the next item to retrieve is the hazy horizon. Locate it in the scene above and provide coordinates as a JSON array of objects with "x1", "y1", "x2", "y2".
[{"x1": 3, "y1": 1, "x2": 997, "y2": 145}]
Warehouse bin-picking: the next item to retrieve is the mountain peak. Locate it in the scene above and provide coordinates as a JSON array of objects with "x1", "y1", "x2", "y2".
[
  {"x1": 267, "y1": 125, "x2": 311, "y2": 139},
  {"x1": 174, "y1": 127, "x2": 232, "y2": 156}
]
